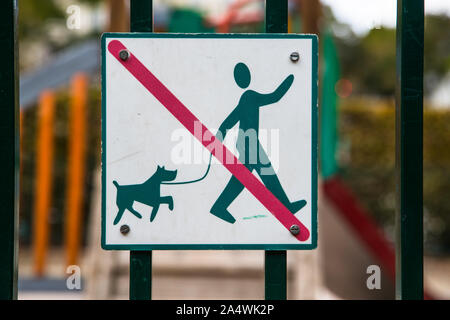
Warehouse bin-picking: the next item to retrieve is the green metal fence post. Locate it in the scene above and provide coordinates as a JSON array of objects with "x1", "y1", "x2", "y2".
[
  {"x1": 129, "y1": 0, "x2": 153, "y2": 300},
  {"x1": 130, "y1": 250, "x2": 152, "y2": 300},
  {"x1": 0, "y1": 0, "x2": 19, "y2": 301},
  {"x1": 265, "y1": 0, "x2": 288, "y2": 34},
  {"x1": 265, "y1": 251, "x2": 287, "y2": 300},
  {"x1": 131, "y1": 0, "x2": 153, "y2": 33},
  {"x1": 395, "y1": 0, "x2": 424, "y2": 300},
  {"x1": 264, "y1": 0, "x2": 288, "y2": 301}
]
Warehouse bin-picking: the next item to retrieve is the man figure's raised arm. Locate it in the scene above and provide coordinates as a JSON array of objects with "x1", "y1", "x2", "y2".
[{"x1": 253, "y1": 74, "x2": 294, "y2": 107}]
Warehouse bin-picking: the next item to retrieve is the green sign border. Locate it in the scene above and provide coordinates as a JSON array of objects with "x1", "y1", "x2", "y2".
[{"x1": 101, "y1": 33, "x2": 318, "y2": 250}]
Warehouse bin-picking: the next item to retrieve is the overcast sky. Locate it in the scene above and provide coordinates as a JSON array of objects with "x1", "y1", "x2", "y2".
[{"x1": 321, "y1": 0, "x2": 450, "y2": 34}]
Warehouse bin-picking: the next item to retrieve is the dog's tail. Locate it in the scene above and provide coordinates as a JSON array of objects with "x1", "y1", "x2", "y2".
[{"x1": 113, "y1": 180, "x2": 120, "y2": 188}]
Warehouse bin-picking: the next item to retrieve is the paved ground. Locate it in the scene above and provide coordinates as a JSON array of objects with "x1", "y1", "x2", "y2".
[{"x1": 17, "y1": 247, "x2": 449, "y2": 300}]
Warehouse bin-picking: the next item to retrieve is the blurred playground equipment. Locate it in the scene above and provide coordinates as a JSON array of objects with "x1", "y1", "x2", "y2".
[{"x1": 13, "y1": 0, "x2": 449, "y2": 299}]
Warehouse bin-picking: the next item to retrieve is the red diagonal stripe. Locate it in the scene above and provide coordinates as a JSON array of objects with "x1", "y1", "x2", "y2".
[{"x1": 107, "y1": 39, "x2": 310, "y2": 242}]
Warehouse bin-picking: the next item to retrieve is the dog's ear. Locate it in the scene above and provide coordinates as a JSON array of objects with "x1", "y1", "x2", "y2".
[
  {"x1": 162, "y1": 166, "x2": 165, "y2": 170},
  {"x1": 157, "y1": 165, "x2": 161, "y2": 171}
]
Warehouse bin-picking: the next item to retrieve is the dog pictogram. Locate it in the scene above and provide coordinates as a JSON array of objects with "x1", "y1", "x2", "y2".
[{"x1": 112, "y1": 165, "x2": 177, "y2": 225}]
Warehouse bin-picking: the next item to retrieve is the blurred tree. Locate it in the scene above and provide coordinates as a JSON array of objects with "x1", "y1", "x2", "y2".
[
  {"x1": 339, "y1": 99, "x2": 450, "y2": 252},
  {"x1": 322, "y1": 3, "x2": 450, "y2": 98},
  {"x1": 19, "y1": 0, "x2": 64, "y2": 40},
  {"x1": 358, "y1": 27, "x2": 396, "y2": 96},
  {"x1": 424, "y1": 14, "x2": 450, "y2": 93},
  {"x1": 78, "y1": 0, "x2": 103, "y2": 4},
  {"x1": 19, "y1": 0, "x2": 103, "y2": 41},
  {"x1": 19, "y1": 0, "x2": 104, "y2": 70}
]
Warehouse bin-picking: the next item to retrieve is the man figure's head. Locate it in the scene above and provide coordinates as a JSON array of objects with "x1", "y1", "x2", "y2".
[{"x1": 234, "y1": 62, "x2": 251, "y2": 89}]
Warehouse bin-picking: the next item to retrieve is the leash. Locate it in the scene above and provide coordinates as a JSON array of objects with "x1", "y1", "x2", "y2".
[{"x1": 161, "y1": 153, "x2": 213, "y2": 185}]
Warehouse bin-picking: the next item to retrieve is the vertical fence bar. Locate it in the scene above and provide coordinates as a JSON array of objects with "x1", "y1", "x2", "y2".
[
  {"x1": 130, "y1": 251, "x2": 152, "y2": 300},
  {"x1": 65, "y1": 73, "x2": 88, "y2": 268},
  {"x1": 33, "y1": 91, "x2": 56, "y2": 277},
  {"x1": 264, "y1": 0, "x2": 288, "y2": 300},
  {"x1": 129, "y1": 0, "x2": 153, "y2": 300},
  {"x1": 0, "y1": 0, "x2": 19, "y2": 300},
  {"x1": 265, "y1": 251, "x2": 287, "y2": 300},
  {"x1": 395, "y1": 0, "x2": 424, "y2": 300},
  {"x1": 266, "y1": 0, "x2": 288, "y2": 34},
  {"x1": 131, "y1": 0, "x2": 153, "y2": 32}
]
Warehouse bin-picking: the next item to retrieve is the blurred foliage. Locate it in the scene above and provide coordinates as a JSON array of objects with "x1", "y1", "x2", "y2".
[
  {"x1": 20, "y1": 86, "x2": 101, "y2": 246},
  {"x1": 18, "y1": 1, "x2": 450, "y2": 97},
  {"x1": 230, "y1": 21, "x2": 264, "y2": 33},
  {"x1": 78, "y1": 0, "x2": 103, "y2": 4},
  {"x1": 19, "y1": 0, "x2": 65, "y2": 40},
  {"x1": 358, "y1": 28, "x2": 396, "y2": 96},
  {"x1": 424, "y1": 14, "x2": 450, "y2": 91},
  {"x1": 338, "y1": 98, "x2": 450, "y2": 253},
  {"x1": 19, "y1": 0, "x2": 103, "y2": 68},
  {"x1": 19, "y1": 0, "x2": 101, "y2": 37},
  {"x1": 332, "y1": 14, "x2": 450, "y2": 97}
]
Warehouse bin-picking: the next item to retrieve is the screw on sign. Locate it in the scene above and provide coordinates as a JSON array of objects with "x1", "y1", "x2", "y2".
[
  {"x1": 290, "y1": 224, "x2": 300, "y2": 236},
  {"x1": 119, "y1": 49, "x2": 129, "y2": 61},
  {"x1": 290, "y1": 52, "x2": 300, "y2": 62},
  {"x1": 120, "y1": 224, "x2": 130, "y2": 235}
]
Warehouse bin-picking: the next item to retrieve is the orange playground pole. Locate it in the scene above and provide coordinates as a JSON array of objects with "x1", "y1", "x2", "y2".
[
  {"x1": 32, "y1": 91, "x2": 55, "y2": 277},
  {"x1": 65, "y1": 73, "x2": 88, "y2": 268}
]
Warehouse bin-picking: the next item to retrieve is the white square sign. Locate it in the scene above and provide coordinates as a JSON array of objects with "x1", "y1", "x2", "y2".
[{"x1": 102, "y1": 34, "x2": 317, "y2": 250}]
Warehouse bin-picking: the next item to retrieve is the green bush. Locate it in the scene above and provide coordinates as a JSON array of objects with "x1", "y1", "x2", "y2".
[{"x1": 338, "y1": 98, "x2": 450, "y2": 253}]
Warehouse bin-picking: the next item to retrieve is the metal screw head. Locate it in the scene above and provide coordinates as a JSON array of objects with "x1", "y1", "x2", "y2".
[
  {"x1": 119, "y1": 49, "x2": 129, "y2": 61},
  {"x1": 120, "y1": 224, "x2": 130, "y2": 235},
  {"x1": 290, "y1": 224, "x2": 300, "y2": 236},
  {"x1": 290, "y1": 52, "x2": 300, "y2": 63}
]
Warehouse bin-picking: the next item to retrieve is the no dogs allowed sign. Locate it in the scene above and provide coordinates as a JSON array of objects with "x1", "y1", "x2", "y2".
[{"x1": 102, "y1": 34, "x2": 317, "y2": 250}]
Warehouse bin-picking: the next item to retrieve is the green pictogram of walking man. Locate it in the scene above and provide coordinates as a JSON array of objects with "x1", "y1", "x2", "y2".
[{"x1": 211, "y1": 62, "x2": 307, "y2": 224}]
